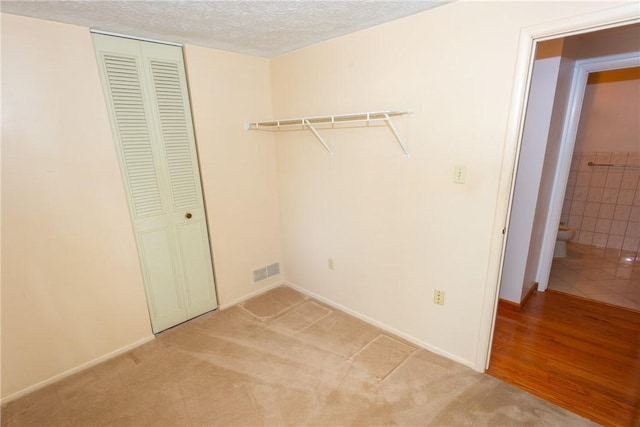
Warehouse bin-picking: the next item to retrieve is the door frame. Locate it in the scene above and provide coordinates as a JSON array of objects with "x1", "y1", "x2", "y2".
[
  {"x1": 476, "y1": 3, "x2": 640, "y2": 371},
  {"x1": 536, "y1": 53, "x2": 640, "y2": 292}
]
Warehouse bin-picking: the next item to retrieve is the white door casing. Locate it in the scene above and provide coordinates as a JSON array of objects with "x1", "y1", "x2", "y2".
[{"x1": 92, "y1": 34, "x2": 217, "y2": 333}]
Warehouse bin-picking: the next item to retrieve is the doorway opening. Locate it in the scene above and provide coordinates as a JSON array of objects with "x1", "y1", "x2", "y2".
[
  {"x1": 478, "y1": 6, "x2": 640, "y2": 374},
  {"x1": 497, "y1": 24, "x2": 640, "y2": 312},
  {"x1": 476, "y1": 8, "x2": 640, "y2": 373},
  {"x1": 484, "y1": 11, "x2": 640, "y2": 426},
  {"x1": 546, "y1": 65, "x2": 640, "y2": 311}
]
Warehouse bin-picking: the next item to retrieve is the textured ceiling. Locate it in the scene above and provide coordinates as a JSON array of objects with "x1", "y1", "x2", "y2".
[{"x1": 1, "y1": 0, "x2": 448, "y2": 57}]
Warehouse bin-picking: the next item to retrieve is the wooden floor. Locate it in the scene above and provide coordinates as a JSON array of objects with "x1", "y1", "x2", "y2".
[{"x1": 487, "y1": 290, "x2": 640, "y2": 427}]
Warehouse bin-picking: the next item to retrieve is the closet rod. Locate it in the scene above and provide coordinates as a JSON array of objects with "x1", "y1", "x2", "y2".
[{"x1": 587, "y1": 161, "x2": 640, "y2": 169}]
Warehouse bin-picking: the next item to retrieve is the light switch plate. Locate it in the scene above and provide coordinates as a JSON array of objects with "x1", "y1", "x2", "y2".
[{"x1": 453, "y1": 165, "x2": 466, "y2": 184}]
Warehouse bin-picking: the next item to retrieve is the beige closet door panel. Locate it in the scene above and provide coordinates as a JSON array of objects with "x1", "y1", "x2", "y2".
[
  {"x1": 142, "y1": 45, "x2": 217, "y2": 318},
  {"x1": 93, "y1": 34, "x2": 217, "y2": 333},
  {"x1": 138, "y1": 228, "x2": 186, "y2": 331},
  {"x1": 176, "y1": 219, "x2": 218, "y2": 318},
  {"x1": 93, "y1": 37, "x2": 188, "y2": 332}
]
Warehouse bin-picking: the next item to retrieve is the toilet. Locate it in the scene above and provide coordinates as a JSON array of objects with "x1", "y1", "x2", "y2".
[{"x1": 554, "y1": 224, "x2": 575, "y2": 258}]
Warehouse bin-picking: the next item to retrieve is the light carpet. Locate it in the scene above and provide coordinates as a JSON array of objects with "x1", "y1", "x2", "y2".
[{"x1": 2, "y1": 286, "x2": 596, "y2": 426}]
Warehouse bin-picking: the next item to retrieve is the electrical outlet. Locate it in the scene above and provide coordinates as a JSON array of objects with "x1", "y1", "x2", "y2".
[
  {"x1": 434, "y1": 289, "x2": 445, "y2": 305},
  {"x1": 328, "y1": 258, "x2": 335, "y2": 270}
]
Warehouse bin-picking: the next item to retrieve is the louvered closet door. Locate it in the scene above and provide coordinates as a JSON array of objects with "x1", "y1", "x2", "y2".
[{"x1": 93, "y1": 34, "x2": 217, "y2": 333}]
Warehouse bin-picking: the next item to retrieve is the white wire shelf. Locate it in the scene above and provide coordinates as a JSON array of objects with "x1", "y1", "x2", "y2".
[{"x1": 246, "y1": 110, "x2": 412, "y2": 158}]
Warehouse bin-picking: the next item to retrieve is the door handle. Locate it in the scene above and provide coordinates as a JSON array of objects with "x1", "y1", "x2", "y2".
[{"x1": 185, "y1": 212, "x2": 192, "y2": 219}]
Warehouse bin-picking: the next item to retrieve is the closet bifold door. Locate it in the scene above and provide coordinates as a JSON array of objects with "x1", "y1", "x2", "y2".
[{"x1": 92, "y1": 34, "x2": 217, "y2": 333}]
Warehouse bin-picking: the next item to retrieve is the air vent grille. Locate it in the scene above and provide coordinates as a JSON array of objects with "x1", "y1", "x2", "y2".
[{"x1": 253, "y1": 262, "x2": 281, "y2": 283}]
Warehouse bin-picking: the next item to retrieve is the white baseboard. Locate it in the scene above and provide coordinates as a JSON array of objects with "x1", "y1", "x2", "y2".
[
  {"x1": 1, "y1": 335, "x2": 155, "y2": 404},
  {"x1": 219, "y1": 281, "x2": 285, "y2": 310},
  {"x1": 284, "y1": 281, "x2": 475, "y2": 370}
]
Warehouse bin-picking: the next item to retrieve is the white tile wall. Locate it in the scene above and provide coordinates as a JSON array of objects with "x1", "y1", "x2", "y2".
[{"x1": 561, "y1": 151, "x2": 640, "y2": 253}]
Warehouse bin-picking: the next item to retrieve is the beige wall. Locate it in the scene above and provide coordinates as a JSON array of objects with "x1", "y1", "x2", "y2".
[
  {"x1": 270, "y1": 1, "x2": 630, "y2": 367},
  {"x1": 183, "y1": 45, "x2": 283, "y2": 306},
  {"x1": 1, "y1": 14, "x2": 283, "y2": 399},
  {"x1": 1, "y1": 14, "x2": 154, "y2": 398}
]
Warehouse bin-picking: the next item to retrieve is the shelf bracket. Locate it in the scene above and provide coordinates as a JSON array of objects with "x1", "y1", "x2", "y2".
[
  {"x1": 304, "y1": 119, "x2": 334, "y2": 157},
  {"x1": 383, "y1": 113, "x2": 410, "y2": 159}
]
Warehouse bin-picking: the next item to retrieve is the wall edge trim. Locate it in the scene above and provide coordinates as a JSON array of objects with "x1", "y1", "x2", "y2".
[
  {"x1": 498, "y1": 282, "x2": 539, "y2": 312},
  {"x1": 521, "y1": 282, "x2": 539, "y2": 309}
]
